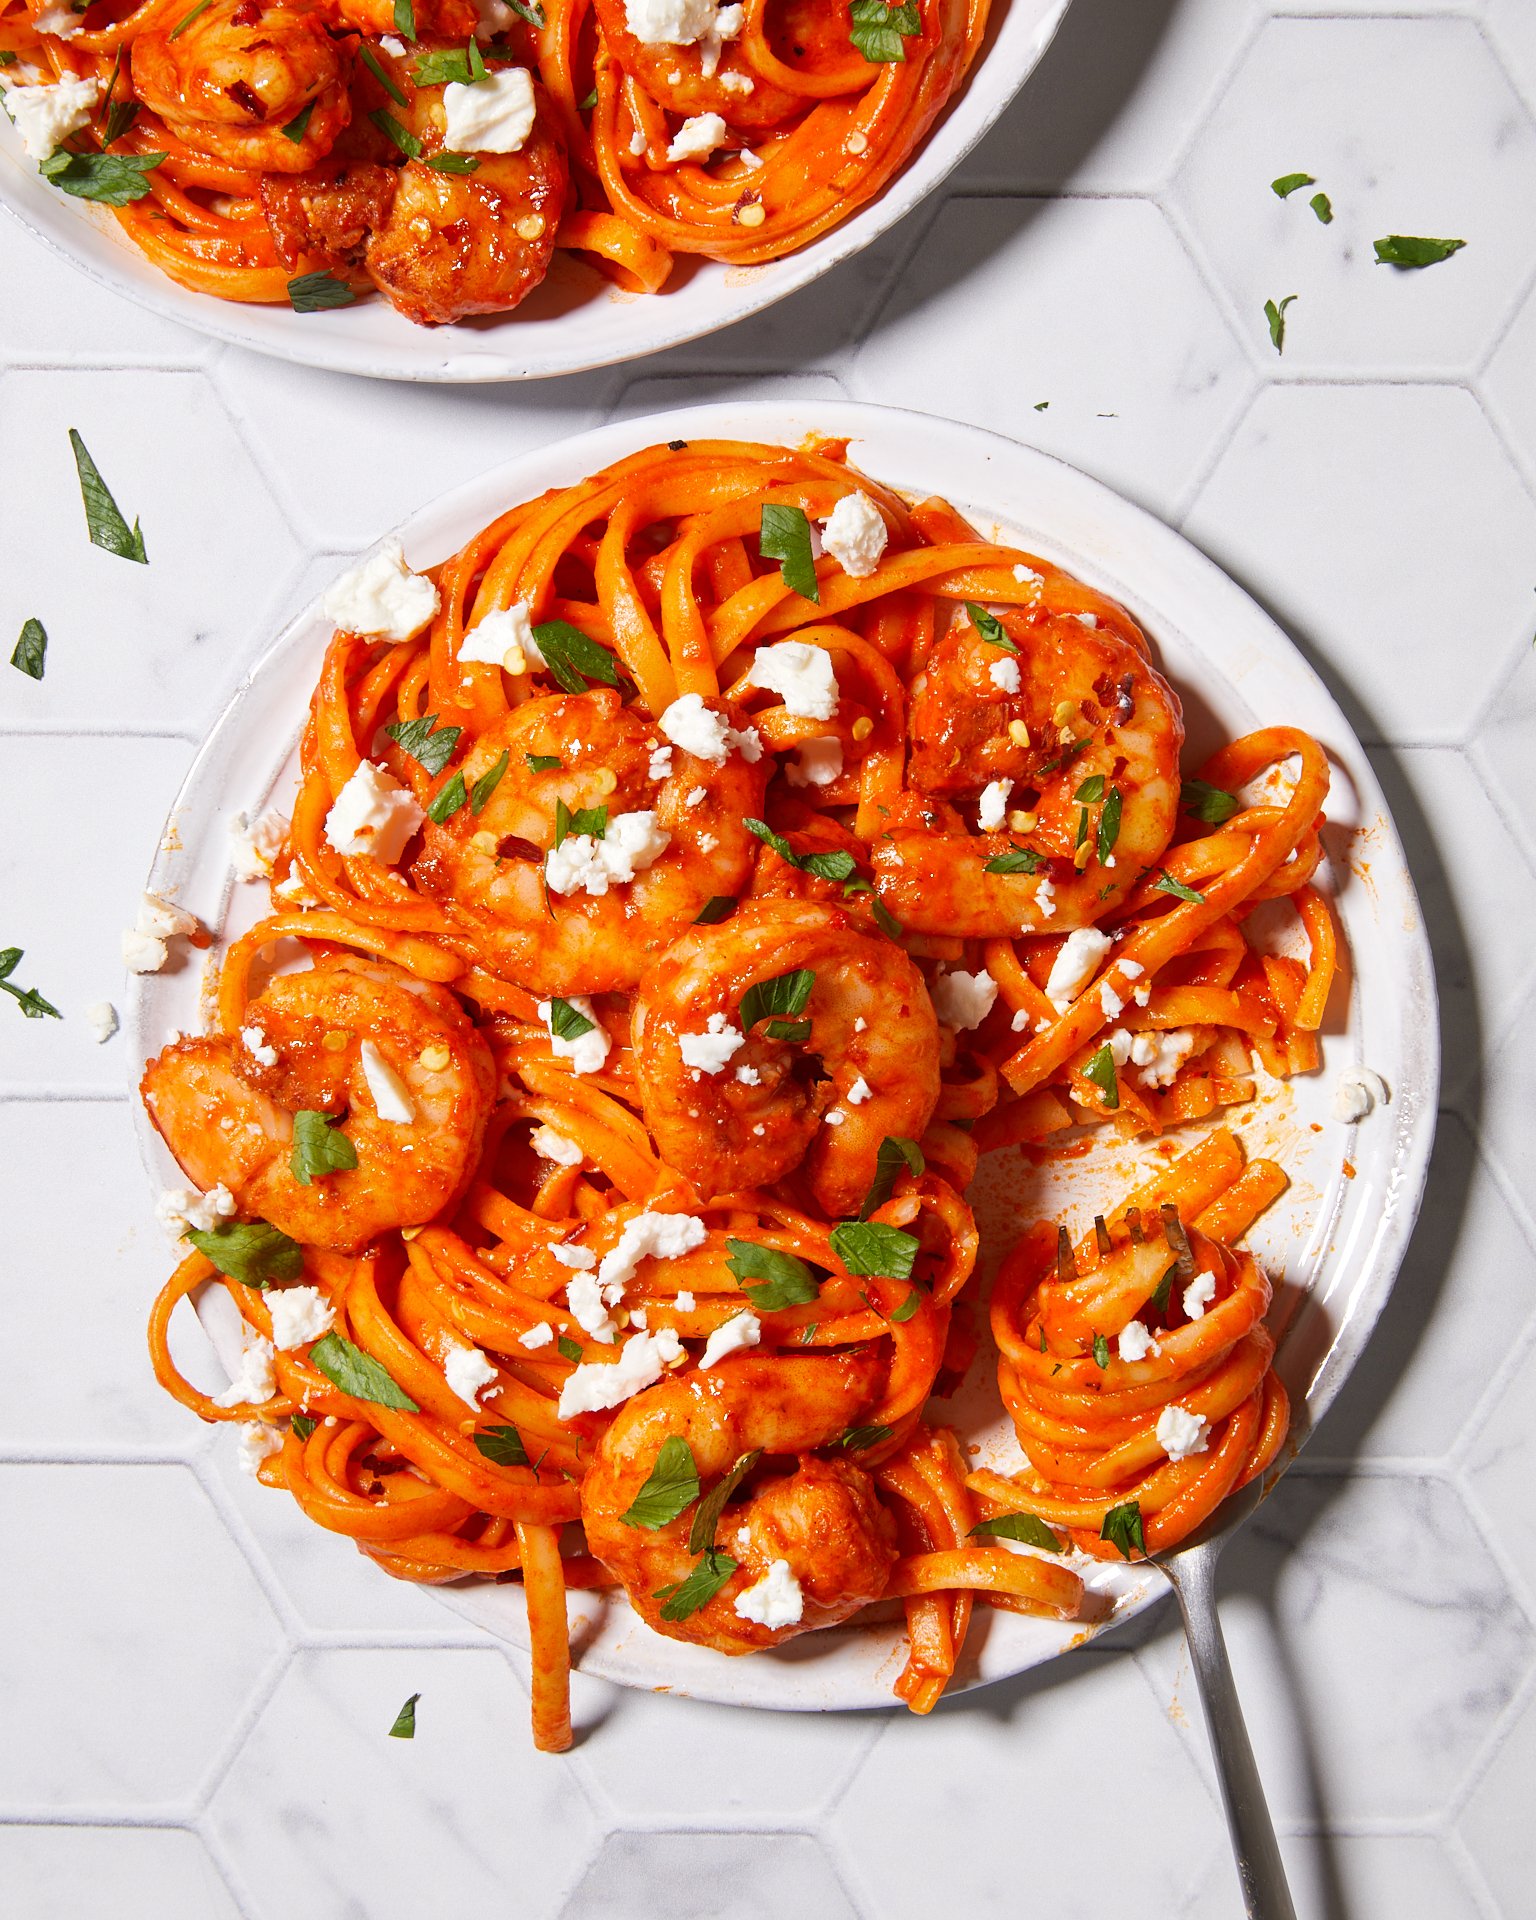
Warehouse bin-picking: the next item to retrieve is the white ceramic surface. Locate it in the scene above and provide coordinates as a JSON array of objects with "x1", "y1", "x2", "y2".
[
  {"x1": 125, "y1": 399, "x2": 1437, "y2": 1711},
  {"x1": 0, "y1": 0, "x2": 1070, "y2": 383}
]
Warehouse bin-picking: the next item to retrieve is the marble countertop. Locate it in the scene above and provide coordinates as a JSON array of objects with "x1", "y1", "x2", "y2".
[{"x1": 4, "y1": 2, "x2": 1534, "y2": 1915}]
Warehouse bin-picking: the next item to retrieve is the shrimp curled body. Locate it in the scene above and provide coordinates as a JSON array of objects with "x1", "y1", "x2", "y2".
[
  {"x1": 140, "y1": 956, "x2": 496, "y2": 1252},
  {"x1": 582, "y1": 1348, "x2": 898, "y2": 1653}
]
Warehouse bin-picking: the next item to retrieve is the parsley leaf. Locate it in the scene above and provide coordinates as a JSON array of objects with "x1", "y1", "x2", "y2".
[
  {"x1": 102, "y1": 98, "x2": 141, "y2": 145},
  {"x1": 726, "y1": 1238, "x2": 820, "y2": 1311},
  {"x1": 965, "y1": 600, "x2": 1018, "y2": 653},
  {"x1": 620, "y1": 1434, "x2": 700, "y2": 1529},
  {"x1": 1097, "y1": 785, "x2": 1122, "y2": 864},
  {"x1": 1374, "y1": 234, "x2": 1466, "y2": 269},
  {"x1": 1153, "y1": 868, "x2": 1206, "y2": 905},
  {"x1": 360, "y1": 41, "x2": 409, "y2": 105},
  {"x1": 859, "y1": 1135, "x2": 924, "y2": 1219},
  {"x1": 388, "y1": 1692, "x2": 420, "y2": 1738},
  {"x1": 688, "y1": 1451, "x2": 762, "y2": 1555},
  {"x1": 393, "y1": 0, "x2": 417, "y2": 38},
  {"x1": 829, "y1": 1220, "x2": 919, "y2": 1280},
  {"x1": 68, "y1": 429, "x2": 146, "y2": 563},
  {"x1": 868, "y1": 893, "x2": 902, "y2": 939},
  {"x1": 186, "y1": 1219, "x2": 303, "y2": 1287},
  {"x1": 758, "y1": 503, "x2": 819, "y2": 603},
  {"x1": 0, "y1": 948, "x2": 62, "y2": 1020},
  {"x1": 412, "y1": 39, "x2": 487, "y2": 86},
  {"x1": 578, "y1": 85, "x2": 597, "y2": 109},
  {"x1": 1180, "y1": 779, "x2": 1239, "y2": 826},
  {"x1": 1264, "y1": 294, "x2": 1297, "y2": 354},
  {"x1": 1101, "y1": 1499, "x2": 1146, "y2": 1560},
  {"x1": 553, "y1": 797, "x2": 607, "y2": 846},
  {"x1": 1075, "y1": 774, "x2": 1105, "y2": 804},
  {"x1": 1148, "y1": 1268, "x2": 1176, "y2": 1317},
  {"x1": 526, "y1": 753, "x2": 561, "y2": 773},
  {"x1": 474, "y1": 1424, "x2": 530, "y2": 1467},
  {"x1": 280, "y1": 100, "x2": 315, "y2": 142},
  {"x1": 984, "y1": 844, "x2": 1042, "y2": 875},
  {"x1": 385, "y1": 713, "x2": 462, "y2": 776},
  {"x1": 1092, "y1": 1332, "x2": 1110, "y2": 1369},
  {"x1": 471, "y1": 748, "x2": 510, "y2": 815},
  {"x1": 42, "y1": 150, "x2": 165, "y2": 206},
  {"x1": 291, "y1": 1414, "x2": 317, "y2": 1441},
  {"x1": 742, "y1": 817, "x2": 857, "y2": 882},
  {"x1": 310, "y1": 1331, "x2": 419, "y2": 1409},
  {"x1": 427, "y1": 770, "x2": 467, "y2": 823},
  {"x1": 1310, "y1": 191, "x2": 1333, "y2": 224},
  {"x1": 1270, "y1": 172, "x2": 1313, "y2": 198},
  {"x1": 371, "y1": 107, "x2": 421, "y2": 159},
  {"x1": 11, "y1": 618, "x2": 46, "y2": 680},
  {"x1": 557, "y1": 1333, "x2": 582, "y2": 1362},
  {"x1": 1083, "y1": 1042, "x2": 1119, "y2": 1111},
  {"x1": 423, "y1": 153, "x2": 481, "y2": 174},
  {"x1": 1038, "y1": 737, "x2": 1089, "y2": 774},
  {"x1": 287, "y1": 270, "x2": 356, "y2": 312},
  {"x1": 694, "y1": 895, "x2": 736, "y2": 924},
  {"x1": 836, "y1": 1423, "x2": 893, "y2": 1451},
  {"x1": 508, "y1": 0, "x2": 546, "y2": 18},
  {"x1": 169, "y1": 0, "x2": 215, "y2": 35},
  {"x1": 547, "y1": 996, "x2": 596, "y2": 1042},
  {"x1": 849, "y1": 0, "x2": 919, "y2": 62},
  {"x1": 290, "y1": 1110, "x2": 358, "y2": 1185},
  {"x1": 970, "y1": 1511, "x2": 1064, "y2": 1552},
  {"x1": 655, "y1": 1549, "x2": 737, "y2": 1622},
  {"x1": 739, "y1": 967, "x2": 814, "y2": 1034},
  {"x1": 531, "y1": 620, "x2": 622, "y2": 693},
  {"x1": 890, "y1": 1287, "x2": 922, "y2": 1323}
]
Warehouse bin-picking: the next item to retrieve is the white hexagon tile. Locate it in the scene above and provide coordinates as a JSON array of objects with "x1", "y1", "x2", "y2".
[{"x1": 4, "y1": 3, "x2": 1536, "y2": 1916}]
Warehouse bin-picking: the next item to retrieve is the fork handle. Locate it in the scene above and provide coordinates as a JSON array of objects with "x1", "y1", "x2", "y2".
[{"x1": 1166, "y1": 1547, "x2": 1297, "y2": 1920}]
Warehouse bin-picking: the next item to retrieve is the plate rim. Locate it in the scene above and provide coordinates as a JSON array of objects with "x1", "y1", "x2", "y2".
[
  {"x1": 0, "y1": 0, "x2": 1072, "y2": 384},
  {"x1": 125, "y1": 397, "x2": 1441, "y2": 1711}
]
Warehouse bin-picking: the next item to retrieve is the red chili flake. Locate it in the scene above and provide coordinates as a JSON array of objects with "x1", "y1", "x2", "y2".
[{"x1": 226, "y1": 78, "x2": 265, "y2": 119}]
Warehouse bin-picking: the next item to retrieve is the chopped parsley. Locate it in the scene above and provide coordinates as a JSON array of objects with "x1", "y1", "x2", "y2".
[
  {"x1": 0, "y1": 948, "x2": 60, "y2": 1020},
  {"x1": 849, "y1": 0, "x2": 919, "y2": 62},
  {"x1": 726, "y1": 1238, "x2": 820, "y2": 1311},
  {"x1": 1264, "y1": 294, "x2": 1297, "y2": 355},
  {"x1": 69, "y1": 429, "x2": 147, "y2": 563},
  {"x1": 619, "y1": 1434, "x2": 700, "y2": 1529},
  {"x1": 758, "y1": 503, "x2": 820, "y2": 603},
  {"x1": 1082, "y1": 1041, "x2": 1119, "y2": 1111},
  {"x1": 310, "y1": 1331, "x2": 419, "y2": 1410},
  {"x1": 385, "y1": 713, "x2": 462, "y2": 776},
  {"x1": 11, "y1": 618, "x2": 46, "y2": 680},
  {"x1": 289, "y1": 1110, "x2": 358, "y2": 1184},
  {"x1": 1373, "y1": 234, "x2": 1466, "y2": 268}
]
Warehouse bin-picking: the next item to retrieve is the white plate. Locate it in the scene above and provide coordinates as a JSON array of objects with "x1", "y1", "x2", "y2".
[
  {"x1": 127, "y1": 399, "x2": 1439, "y2": 1711},
  {"x1": 0, "y1": 1, "x2": 1070, "y2": 383}
]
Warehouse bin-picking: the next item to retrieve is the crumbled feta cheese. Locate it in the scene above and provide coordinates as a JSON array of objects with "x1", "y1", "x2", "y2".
[
  {"x1": 739, "y1": 146, "x2": 763, "y2": 169},
  {"x1": 444, "y1": 1343, "x2": 500, "y2": 1406},
  {"x1": 1012, "y1": 565, "x2": 1042, "y2": 590},
  {"x1": 236, "y1": 1422, "x2": 283, "y2": 1476},
  {"x1": 625, "y1": 0, "x2": 716, "y2": 42},
  {"x1": 667, "y1": 112, "x2": 727, "y2": 163},
  {"x1": 241, "y1": 1025, "x2": 278, "y2": 1067},
  {"x1": 1011, "y1": 1008, "x2": 1031, "y2": 1032},
  {"x1": 786, "y1": 737, "x2": 844, "y2": 788},
  {"x1": 459, "y1": 600, "x2": 537, "y2": 670},
  {"x1": 824, "y1": 1109, "x2": 845, "y2": 1127},
  {"x1": 520, "y1": 1321, "x2": 556, "y2": 1349},
  {"x1": 1118, "y1": 1320, "x2": 1161, "y2": 1363},
  {"x1": 1100, "y1": 983, "x2": 1125, "y2": 1020},
  {"x1": 1183, "y1": 1268, "x2": 1218, "y2": 1321},
  {"x1": 685, "y1": 785, "x2": 707, "y2": 807},
  {"x1": 1332, "y1": 1065, "x2": 1390, "y2": 1123},
  {"x1": 735, "y1": 1064, "x2": 760, "y2": 1086},
  {"x1": 380, "y1": 32, "x2": 407, "y2": 53},
  {"x1": 978, "y1": 778, "x2": 1012, "y2": 831},
  {"x1": 820, "y1": 491, "x2": 888, "y2": 578},
  {"x1": 853, "y1": 1016, "x2": 867, "y2": 1032},
  {"x1": 1156, "y1": 1403, "x2": 1209, "y2": 1461},
  {"x1": 532, "y1": 1124, "x2": 584, "y2": 1166},
  {"x1": 567, "y1": 1270, "x2": 619, "y2": 1344},
  {"x1": 1107, "y1": 1028, "x2": 1133, "y2": 1066},
  {"x1": 359, "y1": 1040, "x2": 415, "y2": 1124},
  {"x1": 545, "y1": 810, "x2": 671, "y2": 896},
  {"x1": 932, "y1": 967, "x2": 997, "y2": 1031},
  {"x1": 4, "y1": 73, "x2": 101, "y2": 160},
  {"x1": 1119, "y1": 960, "x2": 1145, "y2": 980},
  {"x1": 230, "y1": 809, "x2": 289, "y2": 881},
  {"x1": 539, "y1": 995, "x2": 612, "y2": 1075},
  {"x1": 1130, "y1": 1028, "x2": 1196, "y2": 1088},
  {"x1": 32, "y1": 6, "x2": 84, "y2": 37},
  {"x1": 734, "y1": 1557, "x2": 804, "y2": 1628},
  {"x1": 122, "y1": 928, "x2": 167, "y2": 973},
  {"x1": 1133, "y1": 984, "x2": 1151, "y2": 1007},
  {"x1": 323, "y1": 539, "x2": 439, "y2": 642},
  {"x1": 215, "y1": 1333, "x2": 277, "y2": 1409},
  {"x1": 1076, "y1": 612, "x2": 1098, "y2": 628},
  {"x1": 1035, "y1": 874, "x2": 1056, "y2": 918},
  {"x1": 648, "y1": 743, "x2": 674, "y2": 781},
  {"x1": 698, "y1": 832, "x2": 718, "y2": 853},
  {"x1": 443, "y1": 65, "x2": 536, "y2": 154},
  {"x1": 680, "y1": 1011, "x2": 746, "y2": 1074},
  {"x1": 157, "y1": 1183, "x2": 237, "y2": 1240},
  {"x1": 138, "y1": 892, "x2": 199, "y2": 941},
  {"x1": 1045, "y1": 928, "x2": 1112, "y2": 1012},
  {"x1": 324, "y1": 761, "x2": 425, "y2": 865},
  {"x1": 597, "y1": 1211, "x2": 708, "y2": 1299},
  {"x1": 660, "y1": 693, "x2": 728, "y2": 762},
  {"x1": 549, "y1": 1241, "x2": 597, "y2": 1270},
  {"x1": 272, "y1": 871, "x2": 320, "y2": 909},
  {"x1": 558, "y1": 1327, "x2": 685, "y2": 1418},
  {"x1": 85, "y1": 1001, "x2": 118, "y2": 1044},
  {"x1": 845, "y1": 1076, "x2": 872, "y2": 1105},
  {"x1": 674, "y1": 1290, "x2": 696, "y2": 1312},
  {"x1": 700, "y1": 1309, "x2": 760, "y2": 1369},
  {"x1": 629, "y1": 128, "x2": 647, "y2": 157},
  {"x1": 268, "y1": 1285, "x2": 335, "y2": 1351},
  {"x1": 746, "y1": 640, "x2": 838, "y2": 721}
]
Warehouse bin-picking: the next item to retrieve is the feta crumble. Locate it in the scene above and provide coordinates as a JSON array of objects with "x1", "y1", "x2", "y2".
[
  {"x1": 532, "y1": 1125, "x2": 585, "y2": 1166},
  {"x1": 733, "y1": 1557, "x2": 804, "y2": 1628},
  {"x1": 359, "y1": 1040, "x2": 415, "y2": 1124},
  {"x1": 745, "y1": 640, "x2": 838, "y2": 721},
  {"x1": 988, "y1": 654, "x2": 1023, "y2": 696},
  {"x1": 4, "y1": 73, "x2": 101, "y2": 160},
  {"x1": 1332, "y1": 1065, "x2": 1390, "y2": 1123},
  {"x1": 1013, "y1": 564, "x2": 1044, "y2": 588},
  {"x1": 1034, "y1": 874, "x2": 1057, "y2": 919},
  {"x1": 323, "y1": 539, "x2": 440, "y2": 642},
  {"x1": 550, "y1": 1241, "x2": 598, "y2": 1270},
  {"x1": 268, "y1": 1285, "x2": 335, "y2": 1351},
  {"x1": 558, "y1": 1327, "x2": 685, "y2": 1419},
  {"x1": 1130, "y1": 1028, "x2": 1197, "y2": 1088},
  {"x1": 786, "y1": 737, "x2": 843, "y2": 788},
  {"x1": 648, "y1": 743, "x2": 674, "y2": 780},
  {"x1": 978, "y1": 777, "x2": 1012, "y2": 831},
  {"x1": 845, "y1": 1076, "x2": 872, "y2": 1105},
  {"x1": 657, "y1": 693, "x2": 761, "y2": 764},
  {"x1": 667, "y1": 112, "x2": 727, "y2": 163},
  {"x1": 1156, "y1": 1403, "x2": 1209, "y2": 1461},
  {"x1": 568, "y1": 1269, "x2": 619, "y2": 1343},
  {"x1": 214, "y1": 1333, "x2": 277, "y2": 1409},
  {"x1": 1183, "y1": 1268, "x2": 1218, "y2": 1321},
  {"x1": 444, "y1": 1343, "x2": 500, "y2": 1406},
  {"x1": 1118, "y1": 1320, "x2": 1161, "y2": 1363},
  {"x1": 459, "y1": 600, "x2": 539, "y2": 671},
  {"x1": 241, "y1": 1025, "x2": 278, "y2": 1067},
  {"x1": 324, "y1": 760, "x2": 425, "y2": 865},
  {"x1": 545, "y1": 810, "x2": 671, "y2": 896},
  {"x1": 539, "y1": 995, "x2": 612, "y2": 1075},
  {"x1": 820, "y1": 491, "x2": 888, "y2": 578},
  {"x1": 85, "y1": 1001, "x2": 118, "y2": 1044},
  {"x1": 680, "y1": 1011, "x2": 746, "y2": 1074},
  {"x1": 700, "y1": 1309, "x2": 761, "y2": 1369},
  {"x1": 520, "y1": 1321, "x2": 556, "y2": 1349},
  {"x1": 157, "y1": 1183, "x2": 236, "y2": 1240},
  {"x1": 674, "y1": 1290, "x2": 696, "y2": 1312},
  {"x1": 230, "y1": 809, "x2": 289, "y2": 881},
  {"x1": 931, "y1": 967, "x2": 997, "y2": 1032},
  {"x1": 237, "y1": 1422, "x2": 283, "y2": 1476},
  {"x1": 1045, "y1": 928, "x2": 1111, "y2": 1013},
  {"x1": 597, "y1": 1211, "x2": 708, "y2": 1298},
  {"x1": 443, "y1": 65, "x2": 537, "y2": 154}
]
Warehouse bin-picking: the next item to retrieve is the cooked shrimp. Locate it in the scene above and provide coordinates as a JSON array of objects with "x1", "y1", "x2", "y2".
[
  {"x1": 131, "y1": 0, "x2": 353, "y2": 173},
  {"x1": 140, "y1": 956, "x2": 496, "y2": 1252},
  {"x1": 872, "y1": 603, "x2": 1183, "y2": 936},
  {"x1": 581, "y1": 1347, "x2": 898, "y2": 1652},
  {"x1": 589, "y1": 0, "x2": 800, "y2": 133},
  {"x1": 631, "y1": 899, "x2": 940, "y2": 1215},
  {"x1": 413, "y1": 688, "x2": 768, "y2": 995},
  {"x1": 260, "y1": 151, "x2": 399, "y2": 276},
  {"x1": 359, "y1": 55, "x2": 569, "y2": 326}
]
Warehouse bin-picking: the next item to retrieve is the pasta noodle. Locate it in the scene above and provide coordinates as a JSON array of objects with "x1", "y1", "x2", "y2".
[{"x1": 138, "y1": 435, "x2": 1334, "y2": 1746}]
